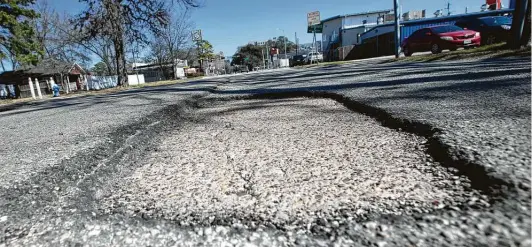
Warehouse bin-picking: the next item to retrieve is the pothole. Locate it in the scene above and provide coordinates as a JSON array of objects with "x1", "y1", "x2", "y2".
[{"x1": 100, "y1": 97, "x2": 481, "y2": 226}]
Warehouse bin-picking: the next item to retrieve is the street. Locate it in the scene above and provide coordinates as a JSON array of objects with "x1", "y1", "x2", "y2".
[{"x1": 0, "y1": 57, "x2": 530, "y2": 246}]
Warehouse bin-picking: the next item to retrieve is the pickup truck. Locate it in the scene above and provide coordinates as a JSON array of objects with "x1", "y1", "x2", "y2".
[{"x1": 305, "y1": 52, "x2": 323, "y2": 63}]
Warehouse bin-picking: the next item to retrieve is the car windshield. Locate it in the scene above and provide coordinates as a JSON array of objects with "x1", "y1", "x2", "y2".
[
  {"x1": 480, "y1": 16, "x2": 512, "y2": 26},
  {"x1": 431, "y1": 25, "x2": 464, "y2": 33}
]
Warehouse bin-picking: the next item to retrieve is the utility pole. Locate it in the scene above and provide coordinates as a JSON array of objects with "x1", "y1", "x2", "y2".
[
  {"x1": 393, "y1": 0, "x2": 401, "y2": 58},
  {"x1": 510, "y1": 0, "x2": 530, "y2": 48},
  {"x1": 295, "y1": 32, "x2": 298, "y2": 55},
  {"x1": 266, "y1": 42, "x2": 269, "y2": 69},
  {"x1": 262, "y1": 44, "x2": 265, "y2": 69},
  {"x1": 277, "y1": 28, "x2": 287, "y2": 59},
  {"x1": 284, "y1": 37, "x2": 287, "y2": 59},
  {"x1": 445, "y1": 0, "x2": 452, "y2": 16},
  {"x1": 133, "y1": 42, "x2": 140, "y2": 83}
]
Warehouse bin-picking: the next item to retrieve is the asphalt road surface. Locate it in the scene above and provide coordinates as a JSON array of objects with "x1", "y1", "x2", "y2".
[{"x1": 0, "y1": 56, "x2": 529, "y2": 246}]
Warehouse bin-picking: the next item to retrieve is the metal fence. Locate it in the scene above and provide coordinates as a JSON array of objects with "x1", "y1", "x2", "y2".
[{"x1": 86, "y1": 76, "x2": 118, "y2": 90}]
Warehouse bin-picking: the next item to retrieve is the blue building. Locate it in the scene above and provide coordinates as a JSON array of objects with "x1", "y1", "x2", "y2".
[
  {"x1": 336, "y1": 9, "x2": 514, "y2": 60},
  {"x1": 361, "y1": 9, "x2": 513, "y2": 42}
]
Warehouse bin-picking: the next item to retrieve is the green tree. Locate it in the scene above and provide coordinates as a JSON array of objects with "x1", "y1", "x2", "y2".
[
  {"x1": 196, "y1": 39, "x2": 214, "y2": 60},
  {"x1": 195, "y1": 39, "x2": 214, "y2": 70},
  {"x1": 0, "y1": 0, "x2": 42, "y2": 69},
  {"x1": 91, "y1": 61, "x2": 109, "y2": 75},
  {"x1": 231, "y1": 44, "x2": 263, "y2": 68},
  {"x1": 272, "y1": 36, "x2": 296, "y2": 53}
]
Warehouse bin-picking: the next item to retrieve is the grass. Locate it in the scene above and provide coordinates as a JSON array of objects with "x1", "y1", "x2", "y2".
[
  {"x1": 0, "y1": 76, "x2": 205, "y2": 106},
  {"x1": 129, "y1": 76, "x2": 204, "y2": 89},
  {"x1": 383, "y1": 43, "x2": 531, "y2": 63},
  {"x1": 294, "y1": 60, "x2": 358, "y2": 69}
]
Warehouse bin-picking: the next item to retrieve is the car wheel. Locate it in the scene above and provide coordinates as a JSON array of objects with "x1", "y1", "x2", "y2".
[
  {"x1": 485, "y1": 35, "x2": 496, "y2": 45},
  {"x1": 431, "y1": 43, "x2": 442, "y2": 54},
  {"x1": 403, "y1": 46, "x2": 413, "y2": 57}
]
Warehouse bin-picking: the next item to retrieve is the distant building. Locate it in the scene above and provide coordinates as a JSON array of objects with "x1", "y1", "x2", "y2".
[
  {"x1": 0, "y1": 60, "x2": 88, "y2": 98},
  {"x1": 402, "y1": 10, "x2": 426, "y2": 21},
  {"x1": 131, "y1": 59, "x2": 188, "y2": 82},
  {"x1": 353, "y1": 9, "x2": 513, "y2": 60},
  {"x1": 321, "y1": 9, "x2": 393, "y2": 61}
]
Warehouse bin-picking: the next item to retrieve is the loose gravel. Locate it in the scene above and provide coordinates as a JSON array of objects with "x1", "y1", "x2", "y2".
[{"x1": 99, "y1": 98, "x2": 478, "y2": 232}]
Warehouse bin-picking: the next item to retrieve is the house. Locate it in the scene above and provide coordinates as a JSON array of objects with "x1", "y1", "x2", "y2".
[
  {"x1": 0, "y1": 60, "x2": 88, "y2": 99},
  {"x1": 321, "y1": 9, "x2": 393, "y2": 61},
  {"x1": 131, "y1": 59, "x2": 188, "y2": 82}
]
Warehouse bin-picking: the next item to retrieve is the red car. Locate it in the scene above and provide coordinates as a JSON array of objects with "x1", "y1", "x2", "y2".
[{"x1": 401, "y1": 25, "x2": 481, "y2": 56}]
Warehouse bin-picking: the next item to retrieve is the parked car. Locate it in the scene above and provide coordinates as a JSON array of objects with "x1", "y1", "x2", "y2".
[
  {"x1": 454, "y1": 16, "x2": 512, "y2": 45},
  {"x1": 305, "y1": 52, "x2": 323, "y2": 63},
  {"x1": 290, "y1": 54, "x2": 307, "y2": 66},
  {"x1": 233, "y1": 65, "x2": 249, "y2": 73},
  {"x1": 401, "y1": 25, "x2": 481, "y2": 56}
]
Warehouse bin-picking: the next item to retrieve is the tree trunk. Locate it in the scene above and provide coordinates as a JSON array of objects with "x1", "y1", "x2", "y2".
[
  {"x1": 509, "y1": 0, "x2": 530, "y2": 48},
  {"x1": 108, "y1": 0, "x2": 127, "y2": 86},
  {"x1": 114, "y1": 37, "x2": 127, "y2": 86},
  {"x1": 105, "y1": 61, "x2": 113, "y2": 76},
  {"x1": 522, "y1": 0, "x2": 531, "y2": 46}
]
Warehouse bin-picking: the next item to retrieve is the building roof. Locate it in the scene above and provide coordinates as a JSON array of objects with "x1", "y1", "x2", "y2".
[
  {"x1": 26, "y1": 60, "x2": 86, "y2": 75},
  {"x1": 321, "y1": 9, "x2": 393, "y2": 23},
  {"x1": 0, "y1": 60, "x2": 86, "y2": 84}
]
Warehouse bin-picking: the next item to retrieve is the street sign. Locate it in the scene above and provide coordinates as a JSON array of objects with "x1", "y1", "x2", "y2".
[
  {"x1": 192, "y1": 30, "x2": 202, "y2": 42},
  {"x1": 307, "y1": 11, "x2": 320, "y2": 27},
  {"x1": 307, "y1": 23, "x2": 323, "y2": 33}
]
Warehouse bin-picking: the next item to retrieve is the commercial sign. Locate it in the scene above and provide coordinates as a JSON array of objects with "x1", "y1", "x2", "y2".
[
  {"x1": 486, "y1": 0, "x2": 502, "y2": 10},
  {"x1": 307, "y1": 11, "x2": 320, "y2": 27},
  {"x1": 307, "y1": 23, "x2": 323, "y2": 33},
  {"x1": 192, "y1": 30, "x2": 202, "y2": 42},
  {"x1": 383, "y1": 14, "x2": 395, "y2": 23}
]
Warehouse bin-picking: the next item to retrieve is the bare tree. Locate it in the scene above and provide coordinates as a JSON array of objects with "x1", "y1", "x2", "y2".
[
  {"x1": 147, "y1": 10, "x2": 194, "y2": 79},
  {"x1": 32, "y1": 0, "x2": 122, "y2": 75},
  {"x1": 74, "y1": 0, "x2": 200, "y2": 86},
  {"x1": 33, "y1": 0, "x2": 92, "y2": 66}
]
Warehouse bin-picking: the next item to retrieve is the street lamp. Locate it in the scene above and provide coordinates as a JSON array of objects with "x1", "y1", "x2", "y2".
[{"x1": 276, "y1": 28, "x2": 287, "y2": 59}]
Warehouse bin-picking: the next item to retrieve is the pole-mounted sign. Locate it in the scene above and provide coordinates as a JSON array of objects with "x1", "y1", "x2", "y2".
[
  {"x1": 307, "y1": 11, "x2": 320, "y2": 27},
  {"x1": 192, "y1": 30, "x2": 202, "y2": 42},
  {"x1": 307, "y1": 11, "x2": 321, "y2": 64}
]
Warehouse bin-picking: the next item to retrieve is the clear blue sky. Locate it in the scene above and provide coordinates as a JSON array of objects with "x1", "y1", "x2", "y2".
[{"x1": 50, "y1": 0, "x2": 510, "y2": 61}]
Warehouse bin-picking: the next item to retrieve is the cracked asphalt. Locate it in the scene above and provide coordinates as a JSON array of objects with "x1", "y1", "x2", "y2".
[{"x1": 0, "y1": 56, "x2": 530, "y2": 246}]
